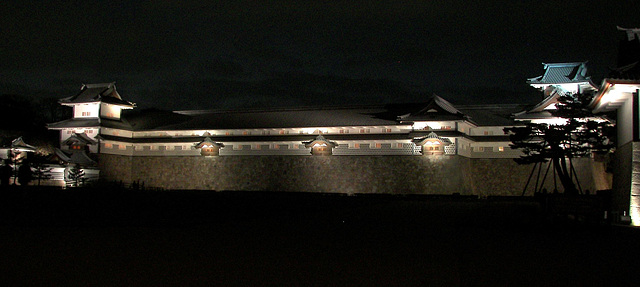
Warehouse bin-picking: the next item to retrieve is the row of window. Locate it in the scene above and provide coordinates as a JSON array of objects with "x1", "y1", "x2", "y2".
[
  {"x1": 103, "y1": 142, "x2": 413, "y2": 151},
  {"x1": 222, "y1": 128, "x2": 396, "y2": 136},
  {"x1": 419, "y1": 126, "x2": 453, "y2": 130},
  {"x1": 66, "y1": 130, "x2": 95, "y2": 134},
  {"x1": 472, "y1": 146, "x2": 506, "y2": 152},
  {"x1": 129, "y1": 128, "x2": 401, "y2": 138}
]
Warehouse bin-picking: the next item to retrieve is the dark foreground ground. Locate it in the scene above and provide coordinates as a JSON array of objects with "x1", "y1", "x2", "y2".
[{"x1": 1, "y1": 187, "x2": 638, "y2": 286}]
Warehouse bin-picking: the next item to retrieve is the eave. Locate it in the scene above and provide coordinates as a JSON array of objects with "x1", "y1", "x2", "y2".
[{"x1": 591, "y1": 79, "x2": 640, "y2": 113}]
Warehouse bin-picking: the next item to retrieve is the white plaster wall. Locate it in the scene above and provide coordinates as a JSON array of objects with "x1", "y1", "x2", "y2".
[
  {"x1": 73, "y1": 103, "x2": 99, "y2": 118},
  {"x1": 412, "y1": 121, "x2": 457, "y2": 131},
  {"x1": 101, "y1": 128, "x2": 134, "y2": 138},
  {"x1": 617, "y1": 97, "x2": 634, "y2": 147},
  {"x1": 469, "y1": 142, "x2": 521, "y2": 158},
  {"x1": 468, "y1": 126, "x2": 506, "y2": 136},
  {"x1": 100, "y1": 103, "x2": 122, "y2": 119}
]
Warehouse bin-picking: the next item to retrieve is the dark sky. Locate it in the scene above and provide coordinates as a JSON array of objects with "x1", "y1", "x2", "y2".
[{"x1": 2, "y1": 1, "x2": 640, "y2": 110}]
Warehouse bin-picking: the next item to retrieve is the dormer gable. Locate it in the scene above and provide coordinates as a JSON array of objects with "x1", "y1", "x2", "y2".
[
  {"x1": 412, "y1": 132, "x2": 454, "y2": 155},
  {"x1": 397, "y1": 95, "x2": 467, "y2": 122},
  {"x1": 194, "y1": 136, "x2": 224, "y2": 156},
  {"x1": 63, "y1": 132, "x2": 97, "y2": 151},
  {"x1": 303, "y1": 134, "x2": 337, "y2": 156}
]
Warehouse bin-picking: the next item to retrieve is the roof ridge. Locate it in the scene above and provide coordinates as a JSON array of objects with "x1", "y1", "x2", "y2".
[{"x1": 174, "y1": 104, "x2": 388, "y2": 115}]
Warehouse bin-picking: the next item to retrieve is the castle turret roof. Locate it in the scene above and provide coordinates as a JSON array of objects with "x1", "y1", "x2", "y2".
[{"x1": 59, "y1": 82, "x2": 135, "y2": 107}]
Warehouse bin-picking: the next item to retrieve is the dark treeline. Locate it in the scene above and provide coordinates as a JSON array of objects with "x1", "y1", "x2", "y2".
[{"x1": 0, "y1": 94, "x2": 69, "y2": 152}]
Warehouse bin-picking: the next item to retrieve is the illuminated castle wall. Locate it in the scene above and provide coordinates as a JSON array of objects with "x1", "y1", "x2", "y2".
[
  {"x1": 97, "y1": 153, "x2": 600, "y2": 196},
  {"x1": 46, "y1": 77, "x2": 609, "y2": 196},
  {"x1": 47, "y1": 57, "x2": 620, "y2": 196}
]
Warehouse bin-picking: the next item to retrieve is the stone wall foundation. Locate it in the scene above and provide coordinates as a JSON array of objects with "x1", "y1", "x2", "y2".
[{"x1": 99, "y1": 154, "x2": 600, "y2": 196}]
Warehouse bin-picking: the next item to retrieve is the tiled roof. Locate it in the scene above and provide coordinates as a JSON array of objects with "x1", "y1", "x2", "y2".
[
  {"x1": 47, "y1": 118, "x2": 100, "y2": 129},
  {"x1": 62, "y1": 133, "x2": 97, "y2": 146},
  {"x1": 54, "y1": 148, "x2": 97, "y2": 166},
  {"x1": 303, "y1": 134, "x2": 337, "y2": 148},
  {"x1": 527, "y1": 62, "x2": 592, "y2": 84},
  {"x1": 398, "y1": 95, "x2": 466, "y2": 122},
  {"x1": 11, "y1": 137, "x2": 36, "y2": 152},
  {"x1": 412, "y1": 132, "x2": 453, "y2": 145},
  {"x1": 115, "y1": 101, "x2": 523, "y2": 132},
  {"x1": 608, "y1": 61, "x2": 640, "y2": 81},
  {"x1": 165, "y1": 106, "x2": 398, "y2": 130},
  {"x1": 59, "y1": 83, "x2": 134, "y2": 107},
  {"x1": 609, "y1": 27, "x2": 640, "y2": 80},
  {"x1": 458, "y1": 105, "x2": 523, "y2": 126}
]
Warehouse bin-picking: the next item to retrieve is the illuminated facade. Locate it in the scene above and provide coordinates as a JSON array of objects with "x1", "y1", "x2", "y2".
[
  {"x1": 589, "y1": 27, "x2": 640, "y2": 225},
  {"x1": 49, "y1": 86, "x2": 534, "y2": 160},
  {"x1": 46, "y1": 60, "x2": 612, "y2": 196}
]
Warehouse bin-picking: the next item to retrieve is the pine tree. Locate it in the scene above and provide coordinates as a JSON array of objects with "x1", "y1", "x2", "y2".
[
  {"x1": 504, "y1": 93, "x2": 615, "y2": 195},
  {"x1": 65, "y1": 164, "x2": 85, "y2": 188}
]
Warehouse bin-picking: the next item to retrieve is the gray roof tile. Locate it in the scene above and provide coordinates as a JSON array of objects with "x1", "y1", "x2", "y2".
[{"x1": 527, "y1": 62, "x2": 592, "y2": 84}]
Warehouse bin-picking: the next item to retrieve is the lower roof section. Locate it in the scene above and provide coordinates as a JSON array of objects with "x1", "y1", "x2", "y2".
[{"x1": 113, "y1": 102, "x2": 523, "y2": 132}]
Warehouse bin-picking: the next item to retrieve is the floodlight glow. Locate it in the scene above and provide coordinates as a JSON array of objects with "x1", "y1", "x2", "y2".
[
  {"x1": 413, "y1": 122, "x2": 428, "y2": 130},
  {"x1": 530, "y1": 118, "x2": 569, "y2": 125}
]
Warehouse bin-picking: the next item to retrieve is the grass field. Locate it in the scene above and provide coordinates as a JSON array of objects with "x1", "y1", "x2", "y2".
[{"x1": 1, "y1": 187, "x2": 638, "y2": 286}]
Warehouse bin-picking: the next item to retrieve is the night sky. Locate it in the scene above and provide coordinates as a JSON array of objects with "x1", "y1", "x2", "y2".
[{"x1": 2, "y1": 1, "x2": 640, "y2": 110}]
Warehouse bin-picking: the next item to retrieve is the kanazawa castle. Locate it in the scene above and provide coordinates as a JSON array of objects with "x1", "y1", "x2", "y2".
[{"x1": 48, "y1": 27, "x2": 640, "y2": 225}]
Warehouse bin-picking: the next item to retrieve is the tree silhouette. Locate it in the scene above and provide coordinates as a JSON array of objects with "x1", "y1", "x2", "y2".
[
  {"x1": 30, "y1": 153, "x2": 53, "y2": 186},
  {"x1": 504, "y1": 93, "x2": 615, "y2": 195},
  {"x1": 65, "y1": 164, "x2": 85, "y2": 188}
]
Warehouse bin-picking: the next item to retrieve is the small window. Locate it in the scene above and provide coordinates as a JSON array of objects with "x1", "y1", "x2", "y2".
[
  {"x1": 498, "y1": 146, "x2": 504, "y2": 152},
  {"x1": 225, "y1": 132, "x2": 233, "y2": 136},
  {"x1": 243, "y1": 131, "x2": 249, "y2": 136},
  {"x1": 104, "y1": 143, "x2": 113, "y2": 149},
  {"x1": 279, "y1": 130, "x2": 289, "y2": 135}
]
